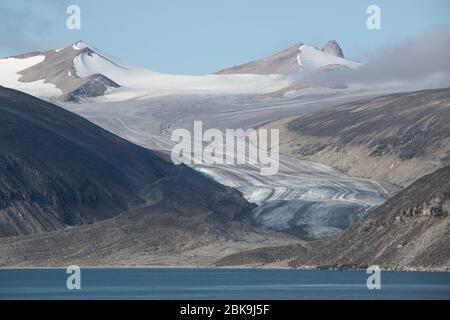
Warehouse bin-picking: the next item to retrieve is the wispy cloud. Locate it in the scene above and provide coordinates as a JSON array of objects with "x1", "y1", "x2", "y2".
[
  {"x1": 350, "y1": 26, "x2": 450, "y2": 83},
  {"x1": 302, "y1": 26, "x2": 450, "y2": 90}
]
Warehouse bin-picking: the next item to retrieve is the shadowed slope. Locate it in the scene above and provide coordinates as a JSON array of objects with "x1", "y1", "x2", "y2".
[{"x1": 0, "y1": 86, "x2": 254, "y2": 237}]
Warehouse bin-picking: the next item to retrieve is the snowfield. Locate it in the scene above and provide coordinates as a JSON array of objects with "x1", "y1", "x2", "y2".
[
  {"x1": 72, "y1": 48, "x2": 292, "y2": 101},
  {"x1": 0, "y1": 56, "x2": 62, "y2": 99}
]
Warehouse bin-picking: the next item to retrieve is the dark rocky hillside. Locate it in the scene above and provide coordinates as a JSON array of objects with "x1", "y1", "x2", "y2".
[
  {"x1": 289, "y1": 165, "x2": 450, "y2": 271},
  {"x1": 0, "y1": 164, "x2": 292, "y2": 268},
  {"x1": 0, "y1": 86, "x2": 254, "y2": 237},
  {"x1": 268, "y1": 87, "x2": 450, "y2": 186}
]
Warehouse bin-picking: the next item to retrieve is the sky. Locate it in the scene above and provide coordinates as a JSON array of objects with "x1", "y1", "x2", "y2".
[{"x1": 0, "y1": 0, "x2": 449, "y2": 74}]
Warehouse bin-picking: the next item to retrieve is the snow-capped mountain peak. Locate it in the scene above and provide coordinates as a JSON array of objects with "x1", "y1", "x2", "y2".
[
  {"x1": 73, "y1": 40, "x2": 90, "y2": 50},
  {"x1": 216, "y1": 40, "x2": 359, "y2": 75},
  {"x1": 322, "y1": 40, "x2": 344, "y2": 58},
  {"x1": 0, "y1": 41, "x2": 290, "y2": 102},
  {"x1": 0, "y1": 39, "x2": 360, "y2": 103},
  {"x1": 297, "y1": 43, "x2": 359, "y2": 72}
]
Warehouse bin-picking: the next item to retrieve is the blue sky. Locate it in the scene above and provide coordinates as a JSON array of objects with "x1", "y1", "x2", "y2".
[{"x1": 1, "y1": 0, "x2": 449, "y2": 74}]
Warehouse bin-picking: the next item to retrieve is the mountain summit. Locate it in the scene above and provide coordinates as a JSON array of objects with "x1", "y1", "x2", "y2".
[
  {"x1": 215, "y1": 43, "x2": 303, "y2": 75},
  {"x1": 322, "y1": 40, "x2": 344, "y2": 58},
  {"x1": 8, "y1": 41, "x2": 123, "y2": 101},
  {"x1": 215, "y1": 41, "x2": 358, "y2": 75}
]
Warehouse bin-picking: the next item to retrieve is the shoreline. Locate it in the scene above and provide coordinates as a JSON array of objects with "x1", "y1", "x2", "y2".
[{"x1": 0, "y1": 265, "x2": 448, "y2": 273}]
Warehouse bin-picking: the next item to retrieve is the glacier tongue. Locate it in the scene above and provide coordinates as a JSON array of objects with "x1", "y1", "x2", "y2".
[{"x1": 194, "y1": 154, "x2": 396, "y2": 240}]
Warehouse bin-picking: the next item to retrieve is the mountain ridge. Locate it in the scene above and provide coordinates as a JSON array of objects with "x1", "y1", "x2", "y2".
[
  {"x1": 265, "y1": 87, "x2": 450, "y2": 186},
  {"x1": 215, "y1": 40, "x2": 358, "y2": 75},
  {"x1": 0, "y1": 40, "x2": 357, "y2": 102}
]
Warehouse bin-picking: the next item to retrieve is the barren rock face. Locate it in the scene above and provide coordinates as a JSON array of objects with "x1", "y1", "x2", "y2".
[
  {"x1": 322, "y1": 40, "x2": 344, "y2": 58},
  {"x1": 289, "y1": 164, "x2": 450, "y2": 272}
]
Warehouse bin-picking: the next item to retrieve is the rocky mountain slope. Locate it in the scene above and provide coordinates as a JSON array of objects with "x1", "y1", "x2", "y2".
[
  {"x1": 322, "y1": 40, "x2": 344, "y2": 58},
  {"x1": 215, "y1": 41, "x2": 358, "y2": 75},
  {"x1": 0, "y1": 166, "x2": 299, "y2": 268},
  {"x1": 0, "y1": 86, "x2": 255, "y2": 238},
  {"x1": 289, "y1": 164, "x2": 450, "y2": 271},
  {"x1": 215, "y1": 43, "x2": 303, "y2": 75},
  {"x1": 266, "y1": 87, "x2": 450, "y2": 186},
  {"x1": 5, "y1": 42, "x2": 120, "y2": 101}
]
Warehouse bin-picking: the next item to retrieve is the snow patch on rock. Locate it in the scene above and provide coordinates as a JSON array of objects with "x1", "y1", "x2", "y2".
[{"x1": 0, "y1": 55, "x2": 62, "y2": 98}]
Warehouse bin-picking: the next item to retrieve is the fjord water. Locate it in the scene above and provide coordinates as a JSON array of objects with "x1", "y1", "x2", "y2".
[{"x1": 0, "y1": 269, "x2": 449, "y2": 300}]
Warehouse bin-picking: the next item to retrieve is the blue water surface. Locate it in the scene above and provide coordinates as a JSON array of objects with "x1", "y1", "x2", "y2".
[{"x1": 0, "y1": 268, "x2": 449, "y2": 300}]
